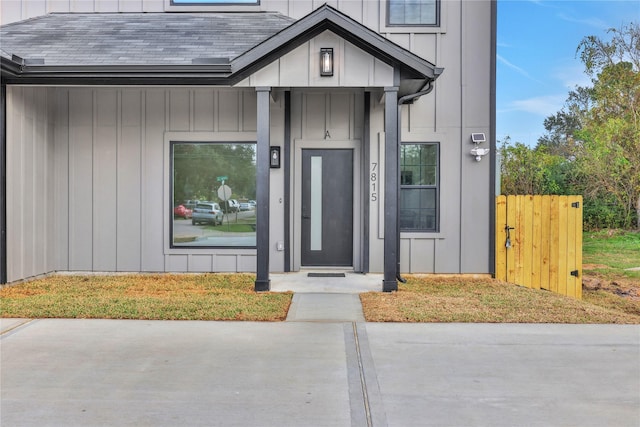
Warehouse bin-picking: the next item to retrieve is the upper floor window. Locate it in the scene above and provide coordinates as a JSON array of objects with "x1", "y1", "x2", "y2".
[
  {"x1": 172, "y1": 0, "x2": 258, "y2": 4},
  {"x1": 388, "y1": 0, "x2": 439, "y2": 26}
]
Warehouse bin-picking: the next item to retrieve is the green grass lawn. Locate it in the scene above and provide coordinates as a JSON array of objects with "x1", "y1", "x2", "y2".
[
  {"x1": 204, "y1": 223, "x2": 255, "y2": 232},
  {"x1": 583, "y1": 229, "x2": 640, "y2": 280},
  {"x1": 2, "y1": 230, "x2": 638, "y2": 323},
  {"x1": 360, "y1": 276, "x2": 640, "y2": 323},
  {"x1": 1, "y1": 274, "x2": 291, "y2": 321},
  {"x1": 361, "y1": 229, "x2": 639, "y2": 323}
]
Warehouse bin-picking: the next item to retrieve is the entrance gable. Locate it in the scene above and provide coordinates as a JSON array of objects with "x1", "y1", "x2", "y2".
[
  {"x1": 236, "y1": 30, "x2": 394, "y2": 88},
  {"x1": 230, "y1": 4, "x2": 442, "y2": 94}
]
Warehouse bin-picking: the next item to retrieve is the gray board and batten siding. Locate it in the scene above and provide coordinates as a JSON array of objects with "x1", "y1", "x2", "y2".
[
  {"x1": 6, "y1": 88, "x2": 266, "y2": 283},
  {"x1": 2, "y1": 0, "x2": 494, "y2": 283}
]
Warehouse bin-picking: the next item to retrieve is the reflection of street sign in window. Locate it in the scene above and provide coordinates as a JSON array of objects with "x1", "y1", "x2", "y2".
[
  {"x1": 217, "y1": 185, "x2": 232, "y2": 201},
  {"x1": 171, "y1": 141, "x2": 256, "y2": 248}
]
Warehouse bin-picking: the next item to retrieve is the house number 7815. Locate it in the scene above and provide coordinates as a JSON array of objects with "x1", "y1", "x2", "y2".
[{"x1": 370, "y1": 162, "x2": 378, "y2": 202}]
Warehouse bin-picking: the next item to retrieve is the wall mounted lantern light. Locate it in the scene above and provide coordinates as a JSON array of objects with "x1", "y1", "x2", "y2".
[
  {"x1": 270, "y1": 146, "x2": 281, "y2": 168},
  {"x1": 470, "y1": 132, "x2": 489, "y2": 161},
  {"x1": 320, "y1": 48, "x2": 333, "y2": 77}
]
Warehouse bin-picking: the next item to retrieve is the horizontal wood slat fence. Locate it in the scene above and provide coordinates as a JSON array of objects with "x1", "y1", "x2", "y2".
[{"x1": 496, "y1": 195, "x2": 583, "y2": 299}]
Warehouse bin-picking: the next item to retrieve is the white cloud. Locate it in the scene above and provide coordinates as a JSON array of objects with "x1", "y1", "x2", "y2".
[
  {"x1": 553, "y1": 63, "x2": 592, "y2": 89},
  {"x1": 497, "y1": 54, "x2": 527, "y2": 75},
  {"x1": 497, "y1": 54, "x2": 546, "y2": 85},
  {"x1": 509, "y1": 94, "x2": 566, "y2": 116},
  {"x1": 556, "y1": 13, "x2": 608, "y2": 30}
]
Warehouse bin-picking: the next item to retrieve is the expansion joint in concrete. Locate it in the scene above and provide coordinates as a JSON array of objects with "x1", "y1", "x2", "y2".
[{"x1": 352, "y1": 321, "x2": 373, "y2": 427}]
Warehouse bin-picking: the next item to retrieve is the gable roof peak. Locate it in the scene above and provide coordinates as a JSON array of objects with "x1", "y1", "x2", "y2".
[{"x1": 232, "y1": 2, "x2": 442, "y2": 83}]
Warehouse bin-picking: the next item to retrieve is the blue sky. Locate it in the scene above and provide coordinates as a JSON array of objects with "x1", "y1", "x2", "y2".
[{"x1": 497, "y1": 0, "x2": 640, "y2": 146}]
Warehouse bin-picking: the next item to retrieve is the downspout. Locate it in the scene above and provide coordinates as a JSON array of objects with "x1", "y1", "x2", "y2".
[
  {"x1": 0, "y1": 83, "x2": 5, "y2": 284},
  {"x1": 394, "y1": 79, "x2": 436, "y2": 283}
]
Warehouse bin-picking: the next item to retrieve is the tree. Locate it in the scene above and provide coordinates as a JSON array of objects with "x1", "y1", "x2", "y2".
[
  {"x1": 500, "y1": 23, "x2": 639, "y2": 229},
  {"x1": 499, "y1": 137, "x2": 570, "y2": 196},
  {"x1": 575, "y1": 23, "x2": 640, "y2": 229},
  {"x1": 577, "y1": 23, "x2": 640, "y2": 74},
  {"x1": 537, "y1": 86, "x2": 592, "y2": 158},
  {"x1": 537, "y1": 109, "x2": 582, "y2": 157}
]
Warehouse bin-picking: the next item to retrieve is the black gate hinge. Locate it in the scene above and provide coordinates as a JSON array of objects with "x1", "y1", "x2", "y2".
[
  {"x1": 571, "y1": 202, "x2": 580, "y2": 208},
  {"x1": 570, "y1": 270, "x2": 579, "y2": 278}
]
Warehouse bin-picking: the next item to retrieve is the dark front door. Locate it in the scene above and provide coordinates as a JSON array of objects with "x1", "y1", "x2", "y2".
[{"x1": 301, "y1": 149, "x2": 353, "y2": 266}]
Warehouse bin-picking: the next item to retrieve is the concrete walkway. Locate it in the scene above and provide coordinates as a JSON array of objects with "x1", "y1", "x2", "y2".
[
  {"x1": 286, "y1": 293, "x2": 366, "y2": 322},
  {"x1": 2, "y1": 317, "x2": 638, "y2": 427},
  {"x1": 2, "y1": 274, "x2": 639, "y2": 426},
  {"x1": 272, "y1": 272, "x2": 373, "y2": 322}
]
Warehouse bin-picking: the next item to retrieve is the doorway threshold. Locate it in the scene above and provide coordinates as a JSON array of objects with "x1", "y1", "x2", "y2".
[
  {"x1": 270, "y1": 271, "x2": 382, "y2": 293},
  {"x1": 307, "y1": 272, "x2": 346, "y2": 278}
]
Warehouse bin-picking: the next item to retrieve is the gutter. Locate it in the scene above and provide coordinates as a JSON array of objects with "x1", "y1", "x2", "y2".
[
  {"x1": 1, "y1": 83, "x2": 5, "y2": 284},
  {"x1": 394, "y1": 76, "x2": 441, "y2": 284},
  {"x1": 0, "y1": 56, "x2": 23, "y2": 78},
  {"x1": 1, "y1": 56, "x2": 234, "y2": 85}
]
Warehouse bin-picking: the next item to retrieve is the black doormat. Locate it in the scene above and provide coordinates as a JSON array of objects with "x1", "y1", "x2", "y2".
[{"x1": 307, "y1": 273, "x2": 346, "y2": 278}]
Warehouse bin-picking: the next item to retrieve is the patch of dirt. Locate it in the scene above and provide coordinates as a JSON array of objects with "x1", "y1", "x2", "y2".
[
  {"x1": 583, "y1": 264, "x2": 610, "y2": 270},
  {"x1": 582, "y1": 274, "x2": 640, "y2": 301}
]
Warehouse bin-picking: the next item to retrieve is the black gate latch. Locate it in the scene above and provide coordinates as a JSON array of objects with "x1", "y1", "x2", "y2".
[{"x1": 505, "y1": 225, "x2": 515, "y2": 248}]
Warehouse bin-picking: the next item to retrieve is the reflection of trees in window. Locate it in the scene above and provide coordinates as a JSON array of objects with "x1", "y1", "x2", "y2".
[
  {"x1": 400, "y1": 144, "x2": 437, "y2": 186},
  {"x1": 400, "y1": 143, "x2": 438, "y2": 231},
  {"x1": 171, "y1": 141, "x2": 257, "y2": 248},
  {"x1": 388, "y1": 0, "x2": 438, "y2": 26},
  {"x1": 173, "y1": 142, "x2": 256, "y2": 203}
]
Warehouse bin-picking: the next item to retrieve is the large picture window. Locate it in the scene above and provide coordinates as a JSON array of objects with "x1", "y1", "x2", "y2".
[
  {"x1": 388, "y1": 0, "x2": 439, "y2": 26},
  {"x1": 400, "y1": 143, "x2": 439, "y2": 231},
  {"x1": 171, "y1": 142, "x2": 257, "y2": 248}
]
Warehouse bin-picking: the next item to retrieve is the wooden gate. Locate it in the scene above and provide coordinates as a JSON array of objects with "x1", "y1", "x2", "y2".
[{"x1": 495, "y1": 195, "x2": 583, "y2": 299}]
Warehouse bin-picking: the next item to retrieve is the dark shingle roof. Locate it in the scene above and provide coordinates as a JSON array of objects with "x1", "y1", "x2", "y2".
[
  {"x1": 0, "y1": 12, "x2": 295, "y2": 66},
  {"x1": 1, "y1": 5, "x2": 441, "y2": 90}
]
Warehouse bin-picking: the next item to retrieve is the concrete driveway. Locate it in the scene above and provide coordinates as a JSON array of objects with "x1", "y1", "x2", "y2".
[{"x1": 2, "y1": 319, "x2": 638, "y2": 427}]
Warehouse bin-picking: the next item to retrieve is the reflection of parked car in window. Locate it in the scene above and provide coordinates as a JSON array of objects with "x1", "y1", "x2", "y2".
[
  {"x1": 224, "y1": 199, "x2": 239, "y2": 213},
  {"x1": 192, "y1": 203, "x2": 223, "y2": 225},
  {"x1": 239, "y1": 202, "x2": 251, "y2": 211},
  {"x1": 184, "y1": 200, "x2": 199, "y2": 211},
  {"x1": 174, "y1": 204, "x2": 192, "y2": 219}
]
